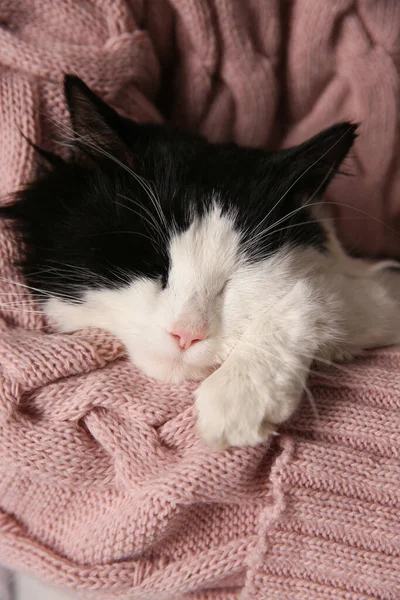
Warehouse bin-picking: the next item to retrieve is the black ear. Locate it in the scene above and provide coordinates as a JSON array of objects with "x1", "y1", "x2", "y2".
[
  {"x1": 282, "y1": 122, "x2": 358, "y2": 200},
  {"x1": 64, "y1": 74, "x2": 129, "y2": 163}
]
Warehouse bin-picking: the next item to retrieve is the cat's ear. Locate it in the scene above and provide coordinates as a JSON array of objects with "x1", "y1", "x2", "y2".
[
  {"x1": 64, "y1": 74, "x2": 130, "y2": 164},
  {"x1": 281, "y1": 123, "x2": 358, "y2": 200}
]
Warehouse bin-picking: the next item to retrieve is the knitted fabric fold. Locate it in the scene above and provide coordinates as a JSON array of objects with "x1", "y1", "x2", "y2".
[{"x1": 0, "y1": 2, "x2": 399, "y2": 598}]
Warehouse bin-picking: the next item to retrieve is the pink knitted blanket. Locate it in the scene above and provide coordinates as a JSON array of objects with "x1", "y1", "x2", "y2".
[{"x1": 0, "y1": 2, "x2": 399, "y2": 598}]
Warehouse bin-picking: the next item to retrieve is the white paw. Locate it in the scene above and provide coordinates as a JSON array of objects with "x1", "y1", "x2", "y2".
[{"x1": 195, "y1": 362, "x2": 301, "y2": 450}]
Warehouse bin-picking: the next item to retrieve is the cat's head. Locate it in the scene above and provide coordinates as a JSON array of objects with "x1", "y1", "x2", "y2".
[{"x1": 5, "y1": 75, "x2": 357, "y2": 382}]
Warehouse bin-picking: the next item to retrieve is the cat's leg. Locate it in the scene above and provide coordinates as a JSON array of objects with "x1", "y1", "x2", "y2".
[
  {"x1": 195, "y1": 266, "x2": 400, "y2": 449},
  {"x1": 326, "y1": 267, "x2": 400, "y2": 360},
  {"x1": 195, "y1": 279, "x2": 334, "y2": 449}
]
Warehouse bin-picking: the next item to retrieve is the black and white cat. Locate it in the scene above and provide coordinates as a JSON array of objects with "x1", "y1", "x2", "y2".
[{"x1": 4, "y1": 75, "x2": 400, "y2": 449}]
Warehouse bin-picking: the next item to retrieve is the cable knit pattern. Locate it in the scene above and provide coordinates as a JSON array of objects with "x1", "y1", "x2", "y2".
[{"x1": 0, "y1": 2, "x2": 399, "y2": 599}]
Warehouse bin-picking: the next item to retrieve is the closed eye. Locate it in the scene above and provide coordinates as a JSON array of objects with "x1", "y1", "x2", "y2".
[
  {"x1": 160, "y1": 270, "x2": 169, "y2": 289},
  {"x1": 216, "y1": 280, "x2": 229, "y2": 297}
]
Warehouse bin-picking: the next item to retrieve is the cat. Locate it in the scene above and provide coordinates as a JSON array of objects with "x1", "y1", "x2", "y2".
[{"x1": 3, "y1": 74, "x2": 400, "y2": 450}]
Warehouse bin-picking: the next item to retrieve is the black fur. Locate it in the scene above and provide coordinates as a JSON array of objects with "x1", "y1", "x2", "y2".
[{"x1": 1, "y1": 75, "x2": 357, "y2": 301}]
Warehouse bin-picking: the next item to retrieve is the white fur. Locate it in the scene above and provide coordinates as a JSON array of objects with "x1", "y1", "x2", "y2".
[
  {"x1": 13, "y1": 571, "x2": 77, "y2": 599},
  {"x1": 44, "y1": 205, "x2": 400, "y2": 449}
]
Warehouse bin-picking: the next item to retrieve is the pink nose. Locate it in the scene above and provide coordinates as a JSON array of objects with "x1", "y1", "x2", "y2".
[{"x1": 169, "y1": 324, "x2": 208, "y2": 350}]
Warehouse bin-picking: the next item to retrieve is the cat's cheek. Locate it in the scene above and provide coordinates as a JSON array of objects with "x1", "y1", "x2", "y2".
[
  {"x1": 124, "y1": 348, "x2": 185, "y2": 383},
  {"x1": 124, "y1": 343, "x2": 211, "y2": 383}
]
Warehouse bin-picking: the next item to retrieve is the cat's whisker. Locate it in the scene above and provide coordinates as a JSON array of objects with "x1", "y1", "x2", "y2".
[
  {"x1": 53, "y1": 123, "x2": 169, "y2": 236},
  {"x1": 0, "y1": 305, "x2": 46, "y2": 315},
  {"x1": 242, "y1": 204, "x2": 324, "y2": 253},
  {"x1": 0, "y1": 276, "x2": 78, "y2": 302},
  {"x1": 249, "y1": 130, "x2": 350, "y2": 239},
  {"x1": 241, "y1": 328, "x2": 363, "y2": 385},
  {"x1": 246, "y1": 199, "x2": 400, "y2": 256},
  {"x1": 105, "y1": 267, "x2": 132, "y2": 287},
  {"x1": 298, "y1": 351, "x2": 366, "y2": 378},
  {"x1": 302, "y1": 382, "x2": 319, "y2": 419},
  {"x1": 113, "y1": 200, "x2": 165, "y2": 248},
  {"x1": 83, "y1": 228, "x2": 163, "y2": 249},
  {"x1": 263, "y1": 215, "x2": 366, "y2": 240},
  {"x1": 57, "y1": 125, "x2": 169, "y2": 233},
  {"x1": 117, "y1": 193, "x2": 168, "y2": 246},
  {"x1": 243, "y1": 216, "x2": 369, "y2": 260},
  {"x1": 242, "y1": 332, "x2": 359, "y2": 380},
  {"x1": 38, "y1": 261, "x2": 132, "y2": 289}
]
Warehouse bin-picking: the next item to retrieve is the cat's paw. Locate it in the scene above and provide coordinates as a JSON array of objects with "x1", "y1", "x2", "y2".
[{"x1": 195, "y1": 364, "x2": 300, "y2": 450}]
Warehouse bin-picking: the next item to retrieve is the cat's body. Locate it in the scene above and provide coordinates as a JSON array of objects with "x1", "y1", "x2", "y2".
[{"x1": 4, "y1": 76, "x2": 400, "y2": 449}]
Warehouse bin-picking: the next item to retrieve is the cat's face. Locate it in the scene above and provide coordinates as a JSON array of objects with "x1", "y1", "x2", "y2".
[
  {"x1": 45, "y1": 204, "x2": 304, "y2": 383},
  {"x1": 7, "y1": 76, "x2": 356, "y2": 383}
]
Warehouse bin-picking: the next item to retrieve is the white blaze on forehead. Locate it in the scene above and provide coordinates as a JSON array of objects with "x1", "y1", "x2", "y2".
[{"x1": 168, "y1": 205, "x2": 242, "y2": 303}]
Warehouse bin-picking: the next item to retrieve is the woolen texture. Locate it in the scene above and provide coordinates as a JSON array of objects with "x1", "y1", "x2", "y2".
[{"x1": 0, "y1": 1, "x2": 399, "y2": 598}]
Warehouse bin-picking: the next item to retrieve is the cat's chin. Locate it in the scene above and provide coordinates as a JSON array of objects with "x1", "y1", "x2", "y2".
[{"x1": 128, "y1": 351, "x2": 214, "y2": 384}]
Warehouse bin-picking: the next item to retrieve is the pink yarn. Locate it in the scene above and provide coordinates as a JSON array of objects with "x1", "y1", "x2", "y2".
[{"x1": 0, "y1": 1, "x2": 399, "y2": 598}]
